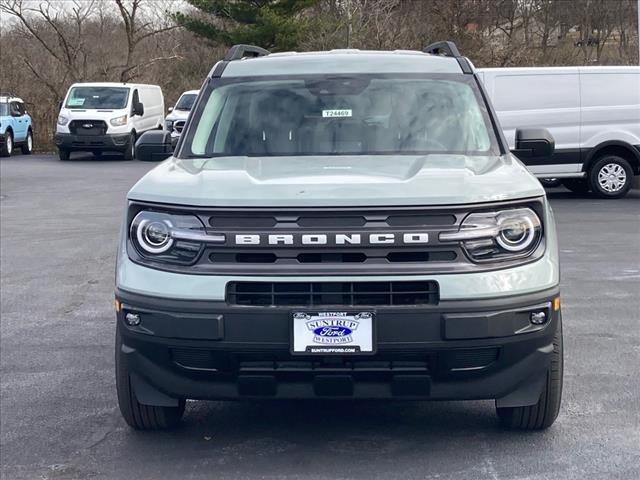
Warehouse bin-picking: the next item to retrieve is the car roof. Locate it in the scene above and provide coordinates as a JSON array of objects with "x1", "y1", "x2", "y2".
[
  {"x1": 181, "y1": 90, "x2": 200, "y2": 95},
  {"x1": 67, "y1": 82, "x2": 161, "y2": 89},
  {"x1": 0, "y1": 96, "x2": 24, "y2": 103},
  {"x1": 221, "y1": 50, "x2": 463, "y2": 77}
]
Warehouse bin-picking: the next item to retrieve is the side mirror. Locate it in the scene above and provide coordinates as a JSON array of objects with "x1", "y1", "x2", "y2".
[
  {"x1": 135, "y1": 130, "x2": 173, "y2": 161},
  {"x1": 133, "y1": 101, "x2": 144, "y2": 117},
  {"x1": 512, "y1": 128, "x2": 555, "y2": 159},
  {"x1": 167, "y1": 107, "x2": 173, "y2": 113}
]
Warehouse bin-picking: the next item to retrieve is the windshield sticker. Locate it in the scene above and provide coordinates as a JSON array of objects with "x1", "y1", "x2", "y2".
[
  {"x1": 68, "y1": 98, "x2": 85, "y2": 106},
  {"x1": 322, "y1": 109, "x2": 352, "y2": 118}
]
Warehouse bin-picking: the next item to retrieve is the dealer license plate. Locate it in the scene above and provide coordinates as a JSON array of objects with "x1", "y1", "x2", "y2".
[{"x1": 291, "y1": 311, "x2": 375, "y2": 355}]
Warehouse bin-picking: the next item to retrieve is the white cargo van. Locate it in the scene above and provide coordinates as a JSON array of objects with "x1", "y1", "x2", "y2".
[
  {"x1": 54, "y1": 82, "x2": 164, "y2": 160},
  {"x1": 478, "y1": 67, "x2": 640, "y2": 198}
]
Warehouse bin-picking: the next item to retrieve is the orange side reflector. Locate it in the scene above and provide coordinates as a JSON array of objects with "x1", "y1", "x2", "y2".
[
  {"x1": 115, "y1": 299, "x2": 121, "y2": 313},
  {"x1": 552, "y1": 296, "x2": 561, "y2": 311}
]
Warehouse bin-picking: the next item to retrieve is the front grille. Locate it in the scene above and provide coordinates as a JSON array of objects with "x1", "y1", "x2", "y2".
[
  {"x1": 68, "y1": 120, "x2": 107, "y2": 136},
  {"x1": 227, "y1": 280, "x2": 439, "y2": 307},
  {"x1": 128, "y1": 200, "x2": 545, "y2": 275},
  {"x1": 170, "y1": 348, "x2": 430, "y2": 375}
]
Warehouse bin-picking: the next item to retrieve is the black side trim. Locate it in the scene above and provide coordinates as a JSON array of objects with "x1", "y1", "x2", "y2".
[{"x1": 514, "y1": 147, "x2": 582, "y2": 166}]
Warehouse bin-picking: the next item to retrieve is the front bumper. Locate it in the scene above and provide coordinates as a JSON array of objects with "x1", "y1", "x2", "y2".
[
  {"x1": 54, "y1": 132, "x2": 130, "y2": 151},
  {"x1": 116, "y1": 287, "x2": 560, "y2": 405}
]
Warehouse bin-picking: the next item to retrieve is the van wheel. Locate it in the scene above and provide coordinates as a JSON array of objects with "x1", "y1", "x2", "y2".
[
  {"x1": 561, "y1": 179, "x2": 590, "y2": 194},
  {"x1": 496, "y1": 315, "x2": 563, "y2": 430},
  {"x1": 0, "y1": 131, "x2": 13, "y2": 157},
  {"x1": 123, "y1": 132, "x2": 135, "y2": 160},
  {"x1": 115, "y1": 327, "x2": 185, "y2": 430},
  {"x1": 58, "y1": 148, "x2": 70, "y2": 161},
  {"x1": 588, "y1": 155, "x2": 633, "y2": 199},
  {"x1": 21, "y1": 130, "x2": 34, "y2": 155}
]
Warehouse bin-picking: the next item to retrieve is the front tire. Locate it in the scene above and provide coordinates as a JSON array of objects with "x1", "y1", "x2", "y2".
[
  {"x1": 588, "y1": 155, "x2": 633, "y2": 199},
  {"x1": 58, "y1": 148, "x2": 70, "y2": 161},
  {"x1": 496, "y1": 315, "x2": 563, "y2": 430},
  {"x1": 115, "y1": 327, "x2": 185, "y2": 430},
  {"x1": 21, "y1": 130, "x2": 33, "y2": 154},
  {"x1": 123, "y1": 132, "x2": 135, "y2": 160},
  {"x1": 0, "y1": 132, "x2": 13, "y2": 157}
]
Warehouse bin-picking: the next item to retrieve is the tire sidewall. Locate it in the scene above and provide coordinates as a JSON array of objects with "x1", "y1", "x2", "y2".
[
  {"x1": 5, "y1": 132, "x2": 13, "y2": 155},
  {"x1": 22, "y1": 130, "x2": 33, "y2": 154},
  {"x1": 589, "y1": 155, "x2": 633, "y2": 198},
  {"x1": 123, "y1": 132, "x2": 136, "y2": 160}
]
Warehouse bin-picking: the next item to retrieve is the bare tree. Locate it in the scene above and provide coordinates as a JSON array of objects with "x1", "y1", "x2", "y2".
[{"x1": 0, "y1": 0, "x2": 181, "y2": 86}]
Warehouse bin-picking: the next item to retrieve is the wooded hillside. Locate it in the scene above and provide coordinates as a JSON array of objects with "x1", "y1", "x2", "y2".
[{"x1": 1, "y1": 0, "x2": 637, "y2": 151}]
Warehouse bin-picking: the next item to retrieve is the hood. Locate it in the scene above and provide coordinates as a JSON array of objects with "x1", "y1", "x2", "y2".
[
  {"x1": 128, "y1": 154, "x2": 544, "y2": 207},
  {"x1": 166, "y1": 109, "x2": 190, "y2": 122},
  {"x1": 60, "y1": 108, "x2": 127, "y2": 118}
]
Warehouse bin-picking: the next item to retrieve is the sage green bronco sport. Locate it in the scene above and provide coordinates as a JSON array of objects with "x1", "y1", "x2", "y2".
[{"x1": 115, "y1": 42, "x2": 563, "y2": 430}]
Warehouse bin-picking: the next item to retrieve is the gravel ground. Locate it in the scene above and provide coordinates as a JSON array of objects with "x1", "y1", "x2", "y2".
[{"x1": 1, "y1": 154, "x2": 639, "y2": 480}]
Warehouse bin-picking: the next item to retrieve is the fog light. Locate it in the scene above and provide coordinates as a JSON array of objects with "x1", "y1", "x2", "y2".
[
  {"x1": 125, "y1": 312, "x2": 141, "y2": 326},
  {"x1": 530, "y1": 311, "x2": 547, "y2": 325}
]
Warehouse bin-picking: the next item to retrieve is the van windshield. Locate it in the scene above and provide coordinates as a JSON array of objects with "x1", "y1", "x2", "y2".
[
  {"x1": 181, "y1": 75, "x2": 497, "y2": 158},
  {"x1": 175, "y1": 93, "x2": 197, "y2": 111},
  {"x1": 65, "y1": 86, "x2": 129, "y2": 109}
]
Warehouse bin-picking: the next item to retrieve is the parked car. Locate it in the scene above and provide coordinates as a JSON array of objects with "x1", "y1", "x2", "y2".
[
  {"x1": 0, "y1": 94, "x2": 34, "y2": 157},
  {"x1": 54, "y1": 82, "x2": 164, "y2": 160},
  {"x1": 164, "y1": 89, "x2": 199, "y2": 143},
  {"x1": 477, "y1": 66, "x2": 640, "y2": 198},
  {"x1": 117, "y1": 43, "x2": 563, "y2": 431}
]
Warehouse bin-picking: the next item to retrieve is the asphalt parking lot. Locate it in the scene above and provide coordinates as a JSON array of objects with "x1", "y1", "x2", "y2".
[{"x1": 1, "y1": 153, "x2": 639, "y2": 480}]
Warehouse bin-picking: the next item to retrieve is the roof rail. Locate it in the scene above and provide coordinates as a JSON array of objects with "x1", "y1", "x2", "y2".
[
  {"x1": 423, "y1": 41, "x2": 461, "y2": 58},
  {"x1": 423, "y1": 41, "x2": 472, "y2": 74},
  {"x1": 224, "y1": 44, "x2": 270, "y2": 61}
]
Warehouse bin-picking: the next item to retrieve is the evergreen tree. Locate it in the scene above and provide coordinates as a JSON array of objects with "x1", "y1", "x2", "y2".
[{"x1": 173, "y1": 0, "x2": 317, "y2": 51}]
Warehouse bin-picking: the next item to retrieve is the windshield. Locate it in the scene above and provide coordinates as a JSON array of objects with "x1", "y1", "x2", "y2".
[
  {"x1": 0, "y1": 103, "x2": 7, "y2": 116},
  {"x1": 180, "y1": 75, "x2": 497, "y2": 158},
  {"x1": 175, "y1": 93, "x2": 197, "y2": 111},
  {"x1": 65, "y1": 86, "x2": 129, "y2": 109}
]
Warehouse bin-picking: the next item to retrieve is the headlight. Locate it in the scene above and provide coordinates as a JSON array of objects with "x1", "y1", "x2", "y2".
[
  {"x1": 129, "y1": 210, "x2": 224, "y2": 264},
  {"x1": 110, "y1": 115, "x2": 128, "y2": 127},
  {"x1": 57, "y1": 115, "x2": 69, "y2": 126},
  {"x1": 165, "y1": 120, "x2": 174, "y2": 131},
  {"x1": 439, "y1": 207, "x2": 542, "y2": 262}
]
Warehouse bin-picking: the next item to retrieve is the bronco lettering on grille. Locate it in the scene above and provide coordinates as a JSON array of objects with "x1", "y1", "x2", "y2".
[{"x1": 233, "y1": 233, "x2": 429, "y2": 246}]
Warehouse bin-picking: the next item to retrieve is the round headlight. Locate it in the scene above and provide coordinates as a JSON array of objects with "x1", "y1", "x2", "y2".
[
  {"x1": 136, "y1": 218, "x2": 173, "y2": 254},
  {"x1": 496, "y1": 213, "x2": 536, "y2": 252}
]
